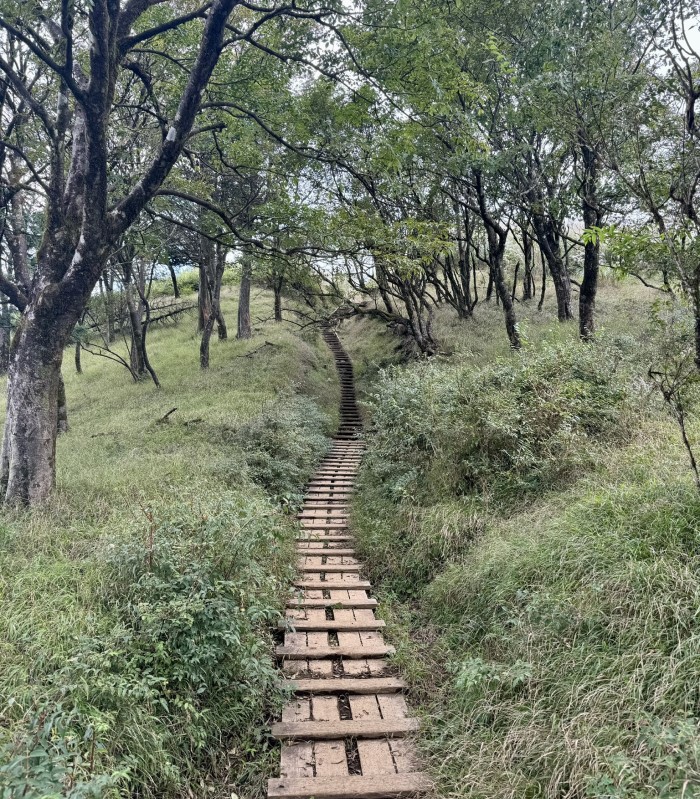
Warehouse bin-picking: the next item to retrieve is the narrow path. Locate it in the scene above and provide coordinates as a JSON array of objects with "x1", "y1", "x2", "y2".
[{"x1": 267, "y1": 325, "x2": 430, "y2": 799}]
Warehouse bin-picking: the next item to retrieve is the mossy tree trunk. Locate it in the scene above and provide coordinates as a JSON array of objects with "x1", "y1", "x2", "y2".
[{"x1": 237, "y1": 255, "x2": 252, "y2": 340}]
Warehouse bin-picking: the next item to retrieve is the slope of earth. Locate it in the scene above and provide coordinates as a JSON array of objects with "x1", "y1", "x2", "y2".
[
  {"x1": 0, "y1": 287, "x2": 339, "y2": 799},
  {"x1": 344, "y1": 279, "x2": 700, "y2": 797}
]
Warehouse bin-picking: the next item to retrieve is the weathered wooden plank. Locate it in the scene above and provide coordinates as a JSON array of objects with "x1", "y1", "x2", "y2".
[
  {"x1": 349, "y1": 694, "x2": 381, "y2": 721},
  {"x1": 280, "y1": 619, "x2": 385, "y2": 632},
  {"x1": 298, "y1": 564, "x2": 361, "y2": 573},
  {"x1": 293, "y1": 580, "x2": 371, "y2": 590},
  {"x1": 286, "y1": 598, "x2": 377, "y2": 609},
  {"x1": 282, "y1": 698, "x2": 311, "y2": 723},
  {"x1": 388, "y1": 741, "x2": 418, "y2": 775},
  {"x1": 270, "y1": 718, "x2": 420, "y2": 740},
  {"x1": 267, "y1": 773, "x2": 431, "y2": 799},
  {"x1": 296, "y1": 536, "x2": 354, "y2": 542},
  {"x1": 314, "y1": 741, "x2": 348, "y2": 778},
  {"x1": 312, "y1": 695, "x2": 340, "y2": 722},
  {"x1": 279, "y1": 744, "x2": 314, "y2": 779},
  {"x1": 378, "y1": 694, "x2": 409, "y2": 720},
  {"x1": 287, "y1": 678, "x2": 405, "y2": 695},
  {"x1": 306, "y1": 631, "x2": 329, "y2": 652},
  {"x1": 357, "y1": 740, "x2": 396, "y2": 776},
  {"x1": 275, "y1": 644, "x2": 395, "y2": 659}
]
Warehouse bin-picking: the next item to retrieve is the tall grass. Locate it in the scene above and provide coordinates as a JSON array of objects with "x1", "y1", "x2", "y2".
[
  {"x1": 349, "y1": 282, "x2": 700, "y2": 797},
  {"x1": 0, "y1": 288, "x2": 336, "y2": 799}
]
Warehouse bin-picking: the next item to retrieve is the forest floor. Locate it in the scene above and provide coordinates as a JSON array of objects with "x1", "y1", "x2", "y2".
[
  {"x1": 0, "y1": 286, "x2": 340, "y2": 799},
  {"x1": 342, "y1": 276, "x2": 700, "y2": 797}
]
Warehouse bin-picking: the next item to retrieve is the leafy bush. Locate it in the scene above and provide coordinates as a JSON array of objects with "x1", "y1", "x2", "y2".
[
  {"x1": 1, "y1": 490, "x2": 295, "y2": 799},
  {"x1": 364, "y1": 337, "x2": 632, "y2": 503},
  {"x1": 236, "y1": 393, "x2": 331, "y2": 502},
  {"x1": 175, "y1": 269, "x2": 199, "y2": 295},
  {"x1": 174, "y1": 268, "x2": 238, "y2": 297}
]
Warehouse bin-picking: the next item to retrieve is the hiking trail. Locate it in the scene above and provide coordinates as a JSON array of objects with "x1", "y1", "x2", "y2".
[{"x1": 267, "y1": 324, "x2": 430, "y2": 799}]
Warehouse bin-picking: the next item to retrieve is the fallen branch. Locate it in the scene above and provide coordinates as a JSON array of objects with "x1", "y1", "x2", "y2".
[
  {"x1": 156, "y1": 407, "x2": 178, "y2": 423},
  {"x1": 235, "y1": 341, "x2": 281, "y2": 358}
]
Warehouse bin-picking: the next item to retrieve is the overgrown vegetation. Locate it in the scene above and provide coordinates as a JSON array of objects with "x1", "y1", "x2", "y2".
[
  {"x1": 350, "y1": 285, "x2": 700, "y2": 797},
  {"x1": 0, "y1": 289, "x2": 334, "y2": 799}
]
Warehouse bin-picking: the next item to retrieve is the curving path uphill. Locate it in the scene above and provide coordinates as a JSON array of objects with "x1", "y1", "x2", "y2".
[{"x1": 267, "y1": 325, "x2": 430, "y2": 799}]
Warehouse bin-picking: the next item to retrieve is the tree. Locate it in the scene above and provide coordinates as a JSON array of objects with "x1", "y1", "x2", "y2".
[{"x1": 0, "y1": 0, "x2": 338, "y2": 504}]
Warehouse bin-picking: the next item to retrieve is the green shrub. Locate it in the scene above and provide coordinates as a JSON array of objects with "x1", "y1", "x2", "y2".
[
  {"x1": 364, "y1": 337, "x2": 632, "y2": 503},
  {"x1": 351, "y1": 326, "x2": 700, "y2": 796},
  {"x1": 0, "y1": 490, "x2": 295, "y2": 799},
  {"x1": 236, "y1": 393, "x2": 331, "y2": 503}
]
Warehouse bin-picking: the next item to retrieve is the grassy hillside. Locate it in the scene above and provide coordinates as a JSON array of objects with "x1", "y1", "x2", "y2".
[
  {"x1": 344, "y1": 280, "x2": 700, "y2": 798},
  {"x1": 0, "y1": 287, "x2": 338, "y2": 799}
]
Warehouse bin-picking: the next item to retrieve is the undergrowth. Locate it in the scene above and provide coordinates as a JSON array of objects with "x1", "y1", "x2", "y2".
[
  {"x1": 0, "y1": 289, "x2": 333, "y2": 799},
  {"x1": 350, "y1": 286, "x2": 700, "y2": 798}
]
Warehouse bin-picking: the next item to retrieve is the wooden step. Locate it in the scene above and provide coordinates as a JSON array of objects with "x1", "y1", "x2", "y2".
[
  {"x1": 306, "y1": 489, "x2": 353, "y2": 494},
  {"x1": 286, "y1": 598, "x2": 378, "y2": 609},
  {"x1": 293, "y1": 579, "x2": 371, "y2": 589},
  {"x1": 308, "y1": 480, "x2": 355, "y2": 485},
  {"x1": 299, "y1": 505, "x2": 350, "y2": 510},
  {"x1": 306, "y1": 488, "x2": 353, "y2": 500},
  {"x1": 314, "y1": 469, "x2": 358, "y2": 474},
  {"x1": 296, "y1": 535, "x2": 354, "y2": 542},
  {"x1": 287, "y1": 677, "x2": 405, "y2": 694},
  {"x1": 299, "y1": 564, "x2": 361, "y2": 573},
  {"x1": 276, "y1": 644, "x2": 394, "y2": 659},
  {"x1": 295, "y1": 548, "x2": 356, "y2": 556},
  {"x1": 280, "y1": 619, "x2": 385, "y2": 631},
  {"x1": 299, "y1": 524, "x2": 351, "y2": 531},
  {"x1": 268, "y1": 773, "x2": 430, "y2": 799},
  {"x1": 270, "y1": 717, "x2": 418, "y2": 740},
  {"x1": 299, "y1": 564, "x2": 361, "y2": 574}
]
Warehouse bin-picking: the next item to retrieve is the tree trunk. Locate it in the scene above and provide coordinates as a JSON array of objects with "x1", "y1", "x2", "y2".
[
  {"x1": 492, "y1": 261, "x2": 520, "y2": 349},
  {"x1": 124, "y1": 275, "x2": 145, "y2": 377},
  {"x1": 201, "y1": 243, "x2": 227, "y2": 367},
  {"x1": 486, "y1": 268, "x2": 494, "y2": 301},
  {"x1": 0, "y1": 290, "x2": 82, "y2": 504},
  {"x1": 7, "y1": 190, "x2": 31, "y2": 294},
  {"x1": 532, "y1": 214, "x2": 573, "y2": 321},
  {"x1": 215, "y1": 244, "x2": 227, "y2": 340},
  {"x1": 538, "y1": 248, "x2": 547, "y2": 311},
  {"x1": 200, "y1": 310, "x2": 215, "y2": 368},
  {"x1": 57, "y1": 373, "x2": 69, "y2": 434},
  {"x1": 237, "y1": 255, "x2": 252, "y2": 339},
  {"x1": 694, "y1": 293, "x2": 700, "y2": 370},
  {"x1": 274, "y1": 277, "x2": 283, "y2": 322},
  {"x1": 168, "y1": 262, "x2": 180, "y2": 298},
  {"x1": 473, "y1": 170, "x2": 520, "y2": 349},
  {"x1": 99, "y1": 272, "x2": 116, "y2": 344},
  {"x1": 0, "y1": 301, "x2": 11, "y2": 374},
  {"x1": 376, "y1": 263, "x2": 395, "y2": 316},
  {"x1": 522, "y1": 230, "x2": 534, "y2": 300},
  {"x1": 198, "y1": 235, "x2": 212, "y2": 334},
  {"x1": 75, "y1": 341, "x2": 82, "y2": 374},
  {"x1": 579, "y1": 134, "x2": 602, "y2": 341}
]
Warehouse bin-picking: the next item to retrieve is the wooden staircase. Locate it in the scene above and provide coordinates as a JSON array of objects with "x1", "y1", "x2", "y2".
[{"x1": 267, "y1": 326, "x2": 430, "y2": 799}]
